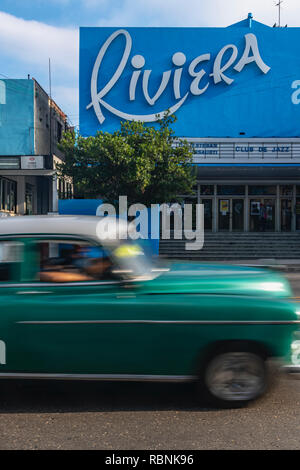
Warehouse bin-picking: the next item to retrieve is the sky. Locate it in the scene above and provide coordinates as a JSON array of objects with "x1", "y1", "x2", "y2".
[{"x1": 0, "y1": 0, "x2": 299, "y2": 127}]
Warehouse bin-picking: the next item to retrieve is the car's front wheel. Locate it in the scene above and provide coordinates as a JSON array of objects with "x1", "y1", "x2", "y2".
[{"x1": 199, "y1": 349, "x2": 267, "y2": 408}]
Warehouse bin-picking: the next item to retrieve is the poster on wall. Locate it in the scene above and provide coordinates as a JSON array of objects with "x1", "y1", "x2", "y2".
[
  {"x1": 220, "y1": 200, "x2": 229, "y2": 215},
  {"x1": 251, "y1": 201, "x2": 260, "y2": 215}
]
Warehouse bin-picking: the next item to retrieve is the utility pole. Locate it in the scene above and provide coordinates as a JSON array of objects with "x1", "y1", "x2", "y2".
[
  {"x1": 48, "y1": 58, "x2": 58, "y2": 213},
  {"x1": 48, "y1": 58, "x2": 52, "y2": 158}
]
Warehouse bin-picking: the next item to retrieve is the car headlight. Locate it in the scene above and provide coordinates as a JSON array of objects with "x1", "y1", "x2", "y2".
[{"x1": 258, "y1": 282, "x2": 285, "y2": 292}]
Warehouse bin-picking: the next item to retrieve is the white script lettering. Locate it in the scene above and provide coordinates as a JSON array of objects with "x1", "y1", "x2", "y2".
[{"x1": 86, "y1": 30, "x2": 271, "y2": 124}]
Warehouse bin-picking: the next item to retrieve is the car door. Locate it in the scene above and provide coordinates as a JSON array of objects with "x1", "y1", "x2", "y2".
[{"x1": 8, "y1": 236, "x2": 144, "y2": 376}]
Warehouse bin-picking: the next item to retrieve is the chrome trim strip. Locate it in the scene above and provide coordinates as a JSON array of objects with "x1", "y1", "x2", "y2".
[
  {"x1": 16, "y1": 320, "x2": 300, "y2": 325},
  {"x1": 0, "y1": 373, "x2": 195, "y2": 382},
  {"x1": 281, "y1": 365, "x2": 300, "y2": 373},
  {"x1": 0, "y1": 281, "x2": 121, "y2": 288}
]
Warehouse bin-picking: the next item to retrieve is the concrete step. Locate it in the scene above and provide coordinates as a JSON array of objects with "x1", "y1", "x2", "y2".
[
  {"x1": 160, "y1": 255, "x2": 300, "y2": 261},
  {"x1": 160, "y1": 243, "x2": 300, "y2": 247},
  {"x1": 159, "y1": 232, "x2": 300, "y2": 260},
  {"x1": 166, "y1": 232, "x2": 300, "y2": 237}
]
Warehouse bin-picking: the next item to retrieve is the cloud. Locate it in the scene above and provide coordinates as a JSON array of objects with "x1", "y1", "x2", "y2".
[
  {"x1": 96, "y1": 0, "x2": 300, "y2": 27},
  {"x1": 0, "y1": 11, "x2": 78, "y2": 76},
  {"x1": 0, "y1": 11, "x2": 79, "y2": 121}
]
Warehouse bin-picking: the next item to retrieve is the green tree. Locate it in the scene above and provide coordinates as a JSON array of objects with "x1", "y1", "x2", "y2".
[{"x1": 57, "y1": 114, "x2": 196, "y2": 206}]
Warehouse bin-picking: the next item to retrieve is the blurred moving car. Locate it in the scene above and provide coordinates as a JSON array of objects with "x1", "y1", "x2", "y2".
[{"x1": 0, "y1": 215, "x2": 299, "y2": 408}]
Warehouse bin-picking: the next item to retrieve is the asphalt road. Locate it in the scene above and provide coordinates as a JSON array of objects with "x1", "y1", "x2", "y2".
[{"x1": 0, "y1": 272, "x2": 300, "y2": 451}]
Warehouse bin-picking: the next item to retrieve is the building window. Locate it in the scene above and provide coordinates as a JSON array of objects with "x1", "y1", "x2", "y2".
[
  {"x1": 25, "y1": 183, "x2": 34, "y2": 215},
  {"x1": 0, "y1": 177, "x2": 16, "y2": 213},
  {"x1": 57, "y1": 121, "x2": 62, "y2": 142},
  {"x1": 248, "y1": 185, "x2": 277, "y2": 196},
  {"x1": 200, "y1": 185, "x2": 214, "y2": 196},
  {"x1": 217, "y1": 185, "x2": 245, "y2": 196},
  {"x1": 280, "y1": 185, "x2": 293, "y2": 196}
]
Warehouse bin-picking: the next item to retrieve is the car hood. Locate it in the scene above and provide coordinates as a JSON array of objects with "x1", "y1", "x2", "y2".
[{"x1": 140, "y1": 262, "x2": 293, "y2": 298}]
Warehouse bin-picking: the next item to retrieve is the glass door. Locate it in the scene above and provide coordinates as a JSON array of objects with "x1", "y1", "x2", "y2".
[
  {"x1": 218, "y1": 199, "x2": 230, "y2": 231},
  {"x1": 264, "y1": 200, "x2": 275, "y2": 231},
  {"x1": 202, "y1": 199, "x2": 212, "y2": 231},
  {"x1": 250, "y1": 198, "x2": 275, "y2": 232},
  {"x1": 281, "y1": 199, "x2": 292, "y2": 232},
  {"x1": 218, "y1": 199, "x2": 244, "y2": 232},
  {"x1": 232, "y1": 199, "x2": 244, "y2": 231}
]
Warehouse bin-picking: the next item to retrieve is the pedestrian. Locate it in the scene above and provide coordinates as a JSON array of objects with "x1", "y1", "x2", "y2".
[{"x1": 259, "y1": 203, "x2": 267, "y2": 231}]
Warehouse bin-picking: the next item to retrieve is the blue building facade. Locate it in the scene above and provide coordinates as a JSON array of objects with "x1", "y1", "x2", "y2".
[
  {"x1": 0, "y1": 79, "x2": 35, "y2": 156},
  {"x1": 0, "y1": 78, "x2": 71, "y2": 216},
  {"x1": 79, "y1": 15, "x2": 300, "y2": 232}
]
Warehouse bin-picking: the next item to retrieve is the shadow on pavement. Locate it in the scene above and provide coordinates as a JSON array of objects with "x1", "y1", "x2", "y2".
[{"x1": 0, "y1": 372, "x2": 280, "y2": 414}]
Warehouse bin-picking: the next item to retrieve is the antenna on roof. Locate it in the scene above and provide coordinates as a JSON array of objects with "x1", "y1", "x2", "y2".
[{"x1": 275, "y1": 0, "x2": 283, "y2": 27}]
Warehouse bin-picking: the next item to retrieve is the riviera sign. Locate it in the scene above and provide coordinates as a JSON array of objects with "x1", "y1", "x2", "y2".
[
  {"x1": 86, "y1": 29, "x2": 270, "y2": 125},
  {"x1": 80, "y1": 23, "x2": 300, "y2": 138}
]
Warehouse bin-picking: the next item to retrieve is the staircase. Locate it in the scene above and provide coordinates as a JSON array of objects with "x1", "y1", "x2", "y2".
[{"x1": 159, "y1": 232, "x2": 300, "y2": 261}]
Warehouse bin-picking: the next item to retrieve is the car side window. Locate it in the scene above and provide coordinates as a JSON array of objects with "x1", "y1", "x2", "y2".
[
  {"x1": 37, "y1": 240, "x2": 115, "y2": 283},
  {"x1": 0, "y1": 241, "x2": 23, "y2": 282}
]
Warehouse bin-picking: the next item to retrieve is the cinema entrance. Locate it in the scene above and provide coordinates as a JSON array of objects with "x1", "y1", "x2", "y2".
[{"x1": 192, "y1": 182, "x2": 300, "y2": 233}]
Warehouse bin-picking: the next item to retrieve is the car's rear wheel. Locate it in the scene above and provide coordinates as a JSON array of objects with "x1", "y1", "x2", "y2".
[{"x1": 199, "y1": 348, "x2": 267, "y2": 408}]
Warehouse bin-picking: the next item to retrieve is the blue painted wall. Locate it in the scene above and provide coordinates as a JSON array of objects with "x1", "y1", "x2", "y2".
[
  {"x1": 80, "y1": 19, "x2": 300, "y2": 138},
  {"x1": 58, "y1": 198, "x2": 103, "y2": 215},
  {"x1": 0, "y1": 79, "x2": 34, "y2": 155}
]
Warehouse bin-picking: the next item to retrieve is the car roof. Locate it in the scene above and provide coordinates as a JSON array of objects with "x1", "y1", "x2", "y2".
[{"x1": 0, "y1": 215, "x2": 129, "y2": 245}]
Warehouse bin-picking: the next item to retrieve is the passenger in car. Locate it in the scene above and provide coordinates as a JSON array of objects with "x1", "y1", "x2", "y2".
[{"x1": 39, "y1": 244, "x2": 113, "y2": 283}]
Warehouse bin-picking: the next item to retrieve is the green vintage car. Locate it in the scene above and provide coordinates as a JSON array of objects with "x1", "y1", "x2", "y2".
[{"x1": 0, "y1": 215, "x2": 299, "y2": 407}]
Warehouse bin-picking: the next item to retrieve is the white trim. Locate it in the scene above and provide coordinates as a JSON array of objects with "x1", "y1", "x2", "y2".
[
  {"x1": 16, "y1": 320, "x2": 300, "y2": 325},
  {"x1": 183, "y1": 137, "x2": 300, "y2": 143}
]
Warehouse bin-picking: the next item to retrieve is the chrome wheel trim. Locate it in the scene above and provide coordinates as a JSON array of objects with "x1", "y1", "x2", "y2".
[{"x1": 205, "y1": 352, "x2": 265, "y2": 402}]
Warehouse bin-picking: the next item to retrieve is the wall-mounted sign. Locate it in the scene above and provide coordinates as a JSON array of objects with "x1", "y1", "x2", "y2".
[
  {"x1": 189, "y1": 140, "x2": 300, "y2": 164},
  {"x1": 21, "y1": 156, "x2": 44, "y2": 170},
  {"x1": 80, "y1": 21, "x2": 300, "y2": 138}
]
